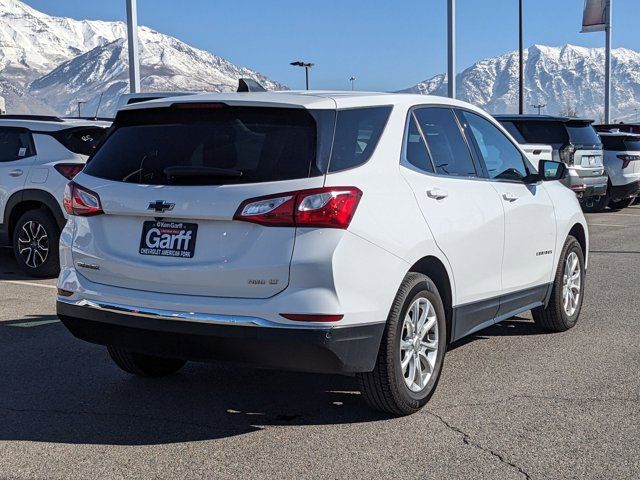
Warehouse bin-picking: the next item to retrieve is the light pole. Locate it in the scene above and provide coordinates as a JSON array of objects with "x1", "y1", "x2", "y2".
[
  {"x1": 349, "y1": 76, "x2": 356, "y2": 91},
  {"x1": 531, "y1": 103, "x2": 546, "y2": 115},
  {"x1": 77, "y1": 101, "x2": 87, "y2": 118},
  {"x1": 447, "y1": 0, "x2": 456, "y2": 98},
  {"x1": 518, "y1": 0, "x2": 524, "y2": 114},
  {"x1": 290, "y1": 61, "x2": 315, "y2": 90},
  {"x1": 126, "y1": 0, "x2": 141, "y2": 93}
]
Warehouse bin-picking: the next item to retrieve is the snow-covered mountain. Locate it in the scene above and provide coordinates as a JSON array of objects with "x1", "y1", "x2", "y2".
[
  {"x1": 0, "y1": 0, "x2": 284, "y2": 116},
  {"x1": 403, "y1": 44, "x2": 640, "y2": 122}
]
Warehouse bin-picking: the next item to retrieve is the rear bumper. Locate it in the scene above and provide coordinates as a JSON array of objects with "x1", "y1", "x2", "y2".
[
  {"x1": 57, "y1": 299, "x2": 385, "y2": 374},
  {"x1": 566, "y1": 174, "x2": 608, "y2": 200},
  {"x1": 609, "y1": 181, "x2": 640, "y2": 201}
]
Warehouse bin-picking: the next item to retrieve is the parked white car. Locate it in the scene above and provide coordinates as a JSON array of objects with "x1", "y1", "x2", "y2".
[
  {"x1": 56, "y1": 92, "x2": 588, "y2": 415},
  {"x1": 598, "y1": 131, "x2": 640, "y2": 209},
  {"x1": 0, "y1": 115, "x2": 110, "y2": 276}
]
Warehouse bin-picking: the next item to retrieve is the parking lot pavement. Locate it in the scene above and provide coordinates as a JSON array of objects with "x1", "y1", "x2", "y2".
[{"x1": 0, "y1": 208, "x2": 639, "y2": 480}]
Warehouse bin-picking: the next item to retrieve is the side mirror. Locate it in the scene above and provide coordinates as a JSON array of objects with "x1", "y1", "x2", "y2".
[{"x1": 538, "y1": 160, "x2": 566, "y2": 182}]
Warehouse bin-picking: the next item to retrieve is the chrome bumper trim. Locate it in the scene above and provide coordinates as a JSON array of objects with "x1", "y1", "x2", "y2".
[{"x1": 56, "y1": 297, "x2": 341, "y2": 330}]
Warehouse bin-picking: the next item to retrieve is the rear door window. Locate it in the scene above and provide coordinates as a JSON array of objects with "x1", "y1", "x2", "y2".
[
  {"x1": 327, "y1": 106, "x2": 391, "y2": 172},
  {"x1": 84, "y1": 106, "x2": 327, "y2": 185},
  {"x1": 498, "y1": 121, "x2": 526, "y2": 143},
  {"x1": 413, "y1": 107, "x2": 477, "y2": 177},
  {"x1": 0, "y1": 127, "x2": 36, "y2": 162},
  {"x1": 404, "y1": 113, "x2": 434, "y2": 173}
]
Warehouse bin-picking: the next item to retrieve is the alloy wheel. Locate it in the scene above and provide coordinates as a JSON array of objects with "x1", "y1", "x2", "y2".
[
  {"x1": 562, "y1": 251, "x2": 581, "y2": 316},
  {"x1": 400, "y1": 297, "x2": 439, "y2": 392},
  {"x1": 17, "y1": 221, "x2": 49, "y2": 269}
]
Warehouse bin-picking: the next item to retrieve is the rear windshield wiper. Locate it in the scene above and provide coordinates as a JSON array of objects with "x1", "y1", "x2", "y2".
[{"x1": 164, "y1": 166, "x2": 243, "y2": 183}]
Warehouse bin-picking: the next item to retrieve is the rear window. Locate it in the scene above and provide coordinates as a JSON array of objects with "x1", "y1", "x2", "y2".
[
  {"x1": 54, "y1": 127, "x2": 107, "y2": 156},
  {"x1": 84, "y1": 105, "x2": 391, "y2": 185},
  {"x1": 601, "y1": 135, "x2": 640, "y2": 152},
  {"x1": 566, "y1": 122, "x2": 601, "y2": 146},
  {"x1": 510, "y1": 121, "x2": 569, "y2": 145},
  {"x1": 84, "y1": 106, "x2": 329, "y2": 186}
]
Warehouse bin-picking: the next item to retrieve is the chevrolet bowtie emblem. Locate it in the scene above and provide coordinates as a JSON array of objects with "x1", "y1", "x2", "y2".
[{"x1": 148, "y1": 200, "x2": 175, "y2": 213}]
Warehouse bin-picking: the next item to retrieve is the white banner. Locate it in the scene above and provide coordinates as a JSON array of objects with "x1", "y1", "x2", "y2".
[{"x1": 581, "y1": 0, "x2": 608, "y2": 32}]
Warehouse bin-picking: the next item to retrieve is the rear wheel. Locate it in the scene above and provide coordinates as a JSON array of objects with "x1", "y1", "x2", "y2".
[
  {"x1": 107, "y1": 346, "x2": 186, "y2": 377},
  {"x1": 357, "y1": 273, "x2": 447, "y2": 415},
  {"x1": 608, "y1": 196, "x2": 636, "y2": 210},
  {"x1": 532, "y1": 236, "x2": 585, "y2": 332},
  {"x1": 12, "y1": 209, "x2": 60, "y2": 278}
]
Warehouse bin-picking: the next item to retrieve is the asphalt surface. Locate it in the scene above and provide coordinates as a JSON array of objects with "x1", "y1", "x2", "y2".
[{"x1": 0, "y1": 208, "x2": 638, "y2": 480}]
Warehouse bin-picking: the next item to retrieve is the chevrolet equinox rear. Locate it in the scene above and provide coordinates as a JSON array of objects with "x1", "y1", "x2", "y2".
[{"x1": 58, "y1": 92, "x2": 589, "y2": 415}]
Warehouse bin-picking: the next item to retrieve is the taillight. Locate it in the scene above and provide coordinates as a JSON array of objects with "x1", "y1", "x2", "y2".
[
  {"x1": 617, "y1": 154, "x2": 640, "y2": 169},
  {"x1": 234, "y1": 187, "x2": 362, "y2": 229},
  {"x1": 54, "y1": 163, "x2": 84, "y2": 180},
  {"x1": 63, "y1": 181, "x2": 103, "y2": 216},
  {"x1": 559, "y1": 145, "x2": 576, "y2": 166}
]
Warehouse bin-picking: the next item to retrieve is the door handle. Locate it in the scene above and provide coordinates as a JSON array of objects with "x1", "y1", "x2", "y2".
[
  {"x1": 9, "y1": 169, "x2": 23, "y2": 177},
  {"x1": 427, "y1": 188, "x2": 448, "y2": 200},
  {"x1": 502, "y1": 192, "x2": 519, "y2": 202}
]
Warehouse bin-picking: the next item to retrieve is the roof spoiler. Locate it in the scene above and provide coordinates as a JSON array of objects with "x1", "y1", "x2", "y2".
[{"x1": 237, "y1": 78, "x2": 266, "y2": 93}]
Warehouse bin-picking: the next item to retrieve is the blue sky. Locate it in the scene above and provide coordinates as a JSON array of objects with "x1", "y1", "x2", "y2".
[{"x1": 24, "y1": 0, "x2": 640, "y2": 91}]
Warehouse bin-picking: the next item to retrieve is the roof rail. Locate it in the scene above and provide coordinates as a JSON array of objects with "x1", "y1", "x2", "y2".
[
  {"x1": 0, "y1": 114, "x2": 64, "y2": 122},
  {"x1": 237, "y1": 78, "x2": 266, "y2": 93}
]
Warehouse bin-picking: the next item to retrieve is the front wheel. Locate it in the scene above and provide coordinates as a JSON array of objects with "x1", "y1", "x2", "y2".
[
  {"x1": 532, "y1": 235, "x2": 585, "y2": 332},
  {"x1": 357, "y1": 273, "x2": 447, "y2": 415}
]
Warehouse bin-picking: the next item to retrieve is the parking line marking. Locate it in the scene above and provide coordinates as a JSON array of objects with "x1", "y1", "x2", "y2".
[
  {"x1": 6, "y1": 319, "x2": 60, "y2": 328},
  {"x1": 3, "y1": 280, "x2": 57, "y2": 290},
  {"x1": 588, "y1": 223, "x2": 629, "y2": 227}
]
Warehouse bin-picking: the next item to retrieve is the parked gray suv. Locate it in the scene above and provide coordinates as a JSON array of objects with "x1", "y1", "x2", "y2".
[{"x1": 496, "y1": 115, "x2": 607, "y2": 211}]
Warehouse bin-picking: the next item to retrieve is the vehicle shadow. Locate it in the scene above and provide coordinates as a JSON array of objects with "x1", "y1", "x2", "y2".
[
  {"x1": 448, "y1": 317, "x2": 550, "y2": 351},
  {"x1": 0, "y1": 320, "x2": 391, "y2": 447}
]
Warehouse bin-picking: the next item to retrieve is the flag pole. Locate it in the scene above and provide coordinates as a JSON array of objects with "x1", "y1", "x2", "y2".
[
  {"x1": 126, "y1": 0, "x2": 141, "y2": 93},
  {"x1": 604, "y1": 0, "x2": 612, "y2": 123}
]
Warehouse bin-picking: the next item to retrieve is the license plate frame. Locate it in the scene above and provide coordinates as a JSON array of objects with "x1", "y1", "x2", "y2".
[{"x1": 139, "y1": 220, "x2": 198, "y2": 258}]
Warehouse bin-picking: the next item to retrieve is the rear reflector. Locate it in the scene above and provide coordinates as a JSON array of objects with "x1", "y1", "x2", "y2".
[
  {"x1": 63, "y1": 181, "x2": 103, "y2": 216},
  {"x1": 234, "y1": 187, "x2": 362, "y2": 229},
  {"x1": 280, "y1": 314, "x2": 344, "y2": 322},
  {"x1": 570, "y1": 184, "x2": 587, "y2": 191},
  {"x1": 55, "y1": 163, "x2": 84, "y2": 180},
  {"x1": 57, "y1": 288, "x2": 74, "y2": 297}
]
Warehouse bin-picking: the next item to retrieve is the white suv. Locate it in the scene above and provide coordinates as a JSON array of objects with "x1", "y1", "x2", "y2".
[
  {"x1": 598, "y1": 131, "x2": 640, "y2": 209},
  {"x1": 0, "y1": 115, "x2": 109, "y2": 276},
  {"x1": 56, "y1": 92, "x2": 588, "y2": 415}
]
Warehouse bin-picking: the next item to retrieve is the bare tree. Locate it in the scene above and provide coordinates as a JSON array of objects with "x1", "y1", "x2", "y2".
[{"x1": 559, "y1": 100, "x2": 579, "y2": 118}]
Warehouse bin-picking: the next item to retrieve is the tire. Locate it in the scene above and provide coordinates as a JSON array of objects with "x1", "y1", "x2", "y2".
[
  {"x1": 107, "y1": 346, "x2": 186, "y2": 377},
  {"x1": 12, "y1": 209, "x2": 60, "y2": 278},
  {"x1": 608, "y1": 196, "x2": 636, "y2": 210},
  {"x1": 532, "y1": 235, "x2": 585, "y2": 332},
  {"x1": 582, "y1": 193, "x2": 609, "y2": 213},
  {"x1": 357, "y1": 273, "x2": 447, "y2": 416}
]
